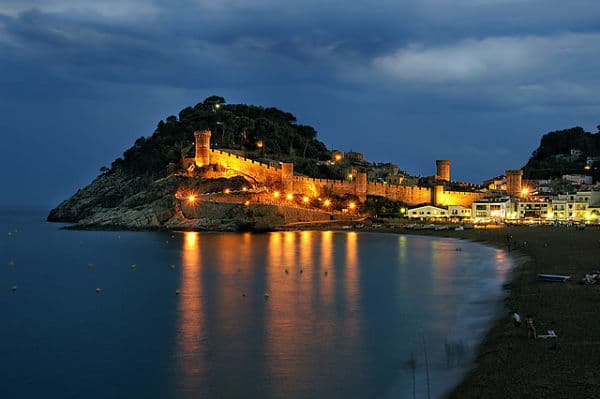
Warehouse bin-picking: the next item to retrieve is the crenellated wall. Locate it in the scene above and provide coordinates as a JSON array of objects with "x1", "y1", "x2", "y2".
[
  {"x1": 434, "y1": 186, "x2": 487, "y2": 207},
  {"x1": 186, "y1": 132, "x2": 485, "y2": 208}
]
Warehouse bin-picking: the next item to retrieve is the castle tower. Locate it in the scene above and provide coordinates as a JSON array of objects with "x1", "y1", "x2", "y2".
[
  {"x1": 281, "y1": 163, "x2": 294, "y2": 193},
  {"x1": 194, "y1": 130, "x2": 212, "y2": 167},
  {"x1": 436, "y1": 160, "x2": 451, "y2": 182},
  {"x1": 356, "y1": 172, "x2": 367, "y2": 202},
  {"x1": 505, "y1": 169, "x2": 523, "y2": 197}
]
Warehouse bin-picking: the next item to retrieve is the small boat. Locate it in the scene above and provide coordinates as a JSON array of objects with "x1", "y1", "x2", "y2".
[{"x1": 537, "y1": 274, "x2": 571, "y2": 282}]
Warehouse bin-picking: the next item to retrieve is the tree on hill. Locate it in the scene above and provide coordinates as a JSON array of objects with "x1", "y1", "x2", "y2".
[{"x1": 110, "y1": 96, "x2": 332, "y2": 178}]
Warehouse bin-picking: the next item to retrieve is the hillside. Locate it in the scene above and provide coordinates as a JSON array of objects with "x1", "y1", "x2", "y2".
[
  {"x1": 523, "y1": 126, "x2": 600, "y2": 180},
  {"x1": 47, "y1": 96, "x2": 353, "y2": 230}
]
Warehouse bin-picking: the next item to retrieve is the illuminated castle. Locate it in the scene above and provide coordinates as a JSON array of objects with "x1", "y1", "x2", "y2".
[{"x1": 184, "y1": 130, "x2": 487, "y2": 207}]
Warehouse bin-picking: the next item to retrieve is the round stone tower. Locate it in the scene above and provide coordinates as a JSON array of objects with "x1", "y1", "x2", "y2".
[
  {"x1": 194, "y1": 130, "x2": 211, "y2": 167},
  {"x1": 436, "y1": 160, "x2": 451, "y2": 181},
  {"x1": 505, "y1": 169, "x2": 523, "y2": 197}
]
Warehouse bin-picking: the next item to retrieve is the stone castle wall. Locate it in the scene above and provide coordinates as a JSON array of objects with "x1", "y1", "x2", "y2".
[{"x1": 186, "y1": 133, "x2": 485, "y2": 207}]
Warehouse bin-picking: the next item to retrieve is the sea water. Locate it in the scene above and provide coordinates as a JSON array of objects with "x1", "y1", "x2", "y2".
[{"x1": 0, "y1": 210, "x2": 512, "y2": 398}]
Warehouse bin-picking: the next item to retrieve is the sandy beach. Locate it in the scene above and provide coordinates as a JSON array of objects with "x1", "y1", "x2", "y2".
[{"x1": 398, "y1": 225, "x2": 600, "y2": 398}]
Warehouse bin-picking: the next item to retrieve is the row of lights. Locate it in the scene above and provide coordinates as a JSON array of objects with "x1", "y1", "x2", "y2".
[{"x1": 183, "y1": 190, "x2": 356, "y2": 210}]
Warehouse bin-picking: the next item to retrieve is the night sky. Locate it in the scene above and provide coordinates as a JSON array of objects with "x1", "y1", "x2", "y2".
[{"x1": 2, "y1": 1, "x2": 600, "y2": 208}]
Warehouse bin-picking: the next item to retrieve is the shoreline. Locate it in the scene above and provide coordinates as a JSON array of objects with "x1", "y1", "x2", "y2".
[
  {"x1": 401, "y1": 225, "x2": 600, "y2": 399},
  {"x1": 287, "y1": 223, "x2": 600, "y2": 398}
]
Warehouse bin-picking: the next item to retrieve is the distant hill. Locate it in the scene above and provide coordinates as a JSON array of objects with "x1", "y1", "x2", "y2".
[{"x1": 523, "y1": 126, "x2": 600, "y2": 180}]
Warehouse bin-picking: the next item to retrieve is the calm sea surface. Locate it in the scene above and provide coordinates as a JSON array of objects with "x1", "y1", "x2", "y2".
[{"x1": 0, "y1": 210, "x2": 512, "y2": 398}]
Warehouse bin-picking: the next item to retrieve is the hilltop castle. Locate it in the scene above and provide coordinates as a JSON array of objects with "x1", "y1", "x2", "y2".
[{"x1": 181, "y1": 130, "x2": 493, "y2": 208}]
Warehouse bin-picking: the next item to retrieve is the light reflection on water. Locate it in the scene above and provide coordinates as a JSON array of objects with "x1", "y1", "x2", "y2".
[
  {"x1": 170, "y1": 231, "x2": 511, "y2": 399},
  {"x1": 0, "y1": 213, "x2": 512, "y2": 399}
]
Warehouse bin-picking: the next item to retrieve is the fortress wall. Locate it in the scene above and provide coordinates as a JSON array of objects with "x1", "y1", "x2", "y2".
[
  {"x1": 189, "y1": 147, "x2": 484, "y2": 208},
  {"x1": 435, "y1": 189, "x2": 486, "y2": 207},
  {"x1": 288, "y1": 176, "x2": 357, "y2": 197},
  {"x1": 209, "y1": 150, "x2": 282, "y2": 187},
  {"x1": 365, "y1": 182, "x2": 432, "y2": 205}
]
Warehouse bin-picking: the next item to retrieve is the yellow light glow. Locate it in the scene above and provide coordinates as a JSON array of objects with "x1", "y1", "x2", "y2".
[
  {"x1": 256, "y1": 140, "x2": 264, "y2": 148},
  {"x1": 273, "y1": 191, "x2": 280, "y2": 198},
  {"x1": 334, "y1": 154, "x2": 342, "y2": 161},
  {"x1": 348, "y1": 174, "x2": 353, "y2": 179},
  {"x1": 242, "y1": 187, "x2": 248, "y2": 191},
  {"x1": 585, "y1": 165, "x2": 591, "y2": 170},
  {"x1": 302, "y1": 196, "x2": 309, "y2": 203},
  {"x1": 187, "y1": 194, "x2": 196, "y2": 203},
  {"x1": 349, "y1": 202, "x2": 356, "y2": 209},
  {"x1": 215, "y1": 103, "x2": 221, "y2": 109},
  {"x1": 323, "y1": 199, "x2": 331, "y2": 207},
  {"x1": 244, "y1": 201, "x2": 250, "y2": 206},
  {"x1": 224, "y1": 188, "x2": 231, "y2": 194},
  {"x1": 521, "y1": 188, "x2": 529, "y2": 196},
  {"x1": 286, "y1": 193, "x2": 293, "y2": 201}
]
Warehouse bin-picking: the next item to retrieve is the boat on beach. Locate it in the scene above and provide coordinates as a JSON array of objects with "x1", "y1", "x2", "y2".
[{"x1": 537, "y1": 274, "x2": 571, "y2": 282}]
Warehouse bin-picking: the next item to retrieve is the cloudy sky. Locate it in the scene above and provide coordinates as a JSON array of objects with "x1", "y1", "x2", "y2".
[{"x1": 2, "y1": 0, "x2": 600, "y2": 208}]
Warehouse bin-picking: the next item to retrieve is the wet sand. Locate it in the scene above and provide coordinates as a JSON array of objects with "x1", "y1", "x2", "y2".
[{"x1": 401, "y1": 225, "x2": 600, "y2": 399}]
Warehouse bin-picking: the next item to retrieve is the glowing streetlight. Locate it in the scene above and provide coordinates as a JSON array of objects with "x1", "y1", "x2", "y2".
[
  {"x1": 256, "y1": 140, "x2": 264, "y2": 148},
  {"x1": 334, "y1": 154, "x2": 342, "y2": 162},
  {"x1": 286, "y1": 193, "x2": 293, "y2": 201},
  {"x1": 273, "y1": 191, "x2": 280, "y2": 199},
  {"x1": 323, "y1": 199, "x2": 331, "y2": 207},
  {"x1": 242, "y1": 187, "x2": 248, "y2": 191},
  {"x1": 187, "y1": 194, "x2": 196, "y2": 203},
  {"x1": 244, "y1": 201, "x2": 250, "y2": 206},
  {"x1": 224, "y1": 188, "x2": 231, "y2": 194},
  {"x1": 302, "y1": 196, "x2": 309, "y2": 203},
  {"x1": 348, "y1": 202, "x2": 356, "y2": 210},
  {"x1": 521, "y1": 188, "x2": 530, "y2": 197}
]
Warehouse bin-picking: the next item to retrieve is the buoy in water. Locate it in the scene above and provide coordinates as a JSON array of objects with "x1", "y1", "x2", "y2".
[
  {"x1": 7, "y1": 232, "x2": 12, "y2": 237},
  {"x1": 175, "y1": 289, "x2": 181, "y2": 295},
  {"x1": 95, "y1": 288, "x2": 102, "y2": 294},
  {"x1": 88, "y1": 263, "x2": 95, "y2": 269},
  {"x1": 131, "y1": 264, "x2": 137, "y2": 269},
  {"x1": 170, "y1": 264, "x2": 176, "y2": 270},
  {"x1": 11, "y1": 285, "x2": 17, "y2": 292},
  {"x1": 7, "y1": 260, "x2": 15, "y2": 267},
  {"x1": 264, "y1": 293, "x2": 270, "y2": 299}
]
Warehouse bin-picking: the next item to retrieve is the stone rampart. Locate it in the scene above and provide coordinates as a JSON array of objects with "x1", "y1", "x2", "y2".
[{"x1": 186, "y1": 143, "x2": 484, "y2": 208}]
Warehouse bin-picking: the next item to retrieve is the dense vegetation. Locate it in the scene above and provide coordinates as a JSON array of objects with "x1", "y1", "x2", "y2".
[
  {"x1": 523, "y1": 126, "x2": 600, "y2": 180},
  {"x1": 110, "y1": 96, "x2": 331, "y2": 178}
]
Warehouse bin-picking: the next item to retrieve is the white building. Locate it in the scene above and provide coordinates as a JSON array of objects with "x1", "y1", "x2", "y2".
[
  {"x1": 407, "y1": 205, "x2": 449, "y2": 219},
  {"x1": 471, "y1": 197, "x2": 512, "y2": 222}
]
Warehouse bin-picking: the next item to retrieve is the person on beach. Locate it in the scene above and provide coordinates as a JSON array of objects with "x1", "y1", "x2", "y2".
[
  {"x1": 526, "y1": 316, "x2": 536, "y2": 339},
  {"x1": 513, "y1": 312, "x2": 521, "y2": 327}
]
